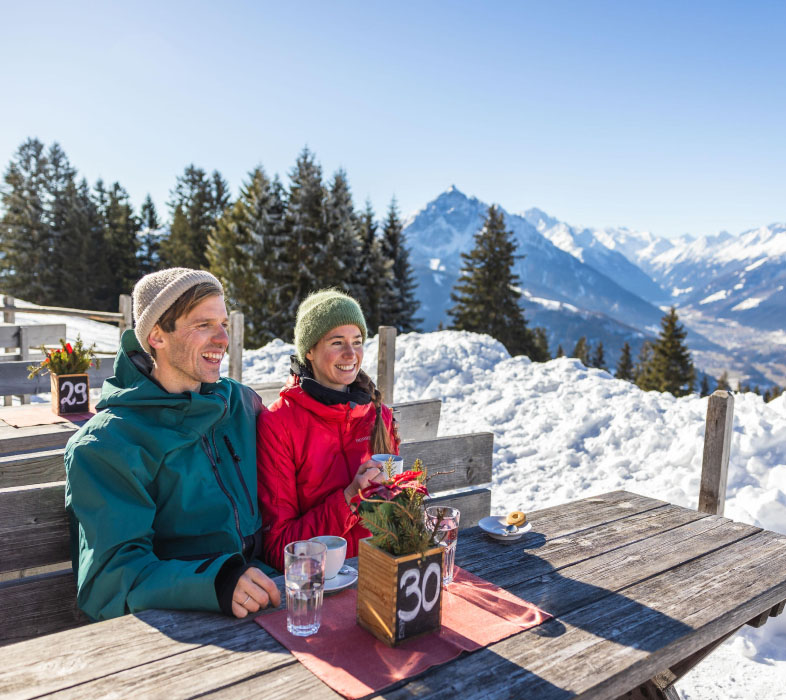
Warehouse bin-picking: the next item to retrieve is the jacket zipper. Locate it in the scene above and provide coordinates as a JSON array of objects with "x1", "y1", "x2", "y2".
[
  {"x1": 200, "y1": 391, "x2": 245, "y2": 550},
  {"x1": 339, "y1": 405, "x2": 352, "y2": 473},
  {"x1": 201, "y1": 434, "x2": 243, "y2": 549},
  {"x1": 224, "y1": 434, "x2": 254, "y2": 516}
]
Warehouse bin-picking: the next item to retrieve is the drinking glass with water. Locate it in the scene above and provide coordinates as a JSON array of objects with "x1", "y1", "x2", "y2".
[
  {"x1": 284, "y1": 540, "x2": 326, "y2": 636},
  {"x1": 425, "y1": 506, "x2": 460, "y2": 586}
]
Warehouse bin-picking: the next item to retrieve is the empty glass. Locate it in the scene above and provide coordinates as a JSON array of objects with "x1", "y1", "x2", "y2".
[
  {"x1": 284, "y1": 540, "x2": 327, "y2": 636},
  {"x1": 425, "y1": 506, "x2": 460, "y2": 586}
]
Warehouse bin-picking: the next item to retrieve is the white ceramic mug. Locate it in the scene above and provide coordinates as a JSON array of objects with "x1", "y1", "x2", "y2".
[
  {"x1": 309, "y1": 535, "x2": 347, "y2": 579},
  {"x1": 372, "y1": 453, "x2": 404, "y2": 476}
]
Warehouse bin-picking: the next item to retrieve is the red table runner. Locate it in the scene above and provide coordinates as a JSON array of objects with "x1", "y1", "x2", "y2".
[{"x1": 256, "y1": 566, "x2": 551, "y2": 699}]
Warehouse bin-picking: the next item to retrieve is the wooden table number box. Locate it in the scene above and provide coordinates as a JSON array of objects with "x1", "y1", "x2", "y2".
[
  {"x1": 50, "y1": 373, "x2": 90, "y2": 415},
  {"x1": 357, "y1": 537, "x2": 444, "y2": 646}
]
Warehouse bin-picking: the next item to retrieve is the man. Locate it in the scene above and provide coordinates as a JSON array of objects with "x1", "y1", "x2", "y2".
[{"x1": 65, "y1": 268, "x2": 280, "y2": 621}]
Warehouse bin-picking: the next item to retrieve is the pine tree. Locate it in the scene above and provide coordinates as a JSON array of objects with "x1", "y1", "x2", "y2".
[
  {"x1": 380, "y1": 198, "x2": 421, "y2": 332},
  {"x1": 635, "y1": 308, "x2": 695, "y2": 397},
  {"x1": 449, "y1": 205, "x2": 536, "y2": 357},
  {"x1": 555, "y1": 344, "x2": 565, "y2": 358},
  {"x1": 717, "y1": 371, "x2": 731, "y2": 391},
  {"x1": 278, "y1": 147, "x2": 328, "y2": 333},
  {"x1": 572, "y1": 337, "x2": 590, "y2": 365},
  {"x1": 45, "y1": 142, "x2": 81, "y2": 305},
  {"x1": 207, "y1": 166, "x2": 288, "y2": 346},
  {"x1": 138, "y1": 194, "x2": 162, "y2": 275},
  {"x1": 0, "y1": 139, "x2": 52, "y2": 303},
  {"x1": 532, "y1": 327, "x2": 551, "y2": 362},
  {"x1": 349, "y1": 200, "x2": 392, "y2": 332},
  {"x1": 590, "y1": 341, "x2": 607, "y2": 370},
  {"x1": 324, "y1": 169, "x2": 360, "y2": 290},
  {"x1": 98, "y1": 182, "x2": 141, "y2": 301},
  {"x1": 67, "y1": 178, "x2": 110, "y2": 309},
  {"x1": 634, "y1": 341, "x2": 656, "y2": 387},
  {"x1": 160, "y1": 165, "x2": 230, "y2": 269},
  {"x1": 700, "y1": 375, "x2": 711, "y2": 397},
  {"x1": 616, "y1": 342, "x2": 634, "y2": 381}
]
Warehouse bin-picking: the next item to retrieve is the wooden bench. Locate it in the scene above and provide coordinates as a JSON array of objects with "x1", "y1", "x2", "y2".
[
  {"x1": 0, "y1": 323, "x2": 67, "y2": 405},
  {"x1": 0, "y1": 398, "x2": 442, "y2": 488},
  {"x1": 0, "y1": 431, "x2": 492, "y2": 646}
]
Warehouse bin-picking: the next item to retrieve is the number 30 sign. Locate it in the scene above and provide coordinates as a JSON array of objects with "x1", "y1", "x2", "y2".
[
  {"x1": 52, "y1": 373, "x2": 90, "y2": 415},
  {"x1": 395, "y1": 548, "x2": 443, "y2": 642}
]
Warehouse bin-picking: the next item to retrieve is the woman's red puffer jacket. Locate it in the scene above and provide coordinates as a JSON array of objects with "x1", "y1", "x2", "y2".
[{"x1": 257, "y1": 385, "x2": 397, "y2": 572}]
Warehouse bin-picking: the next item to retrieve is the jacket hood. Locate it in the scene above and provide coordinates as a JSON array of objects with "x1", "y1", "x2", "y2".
[{"x1": 96, "y1": 329, "x2": 233, "y2": 433}]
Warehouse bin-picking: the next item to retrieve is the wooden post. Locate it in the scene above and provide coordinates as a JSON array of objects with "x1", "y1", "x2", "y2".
[
  {"x1": 17, "y1": 326, "x2": 30, "y2": 405},
  {"x1": 228, "y1": 310, "x2": 243, "y2": 383},
  {"x1": 3, "y1": 296, "x2": 14, "y2": 407},
  {"x1": 377, "y1": 326, "x2": 396, "y2": 405},
  {"x1": 698, "y1": 390, "x2": 734, "y2": 516},
  {"x1": 118, "y1": 294, "x2": 132, "y2": 338}
]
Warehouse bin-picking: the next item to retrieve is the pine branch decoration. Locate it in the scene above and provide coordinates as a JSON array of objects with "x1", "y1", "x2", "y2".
[{"x1": 351, "y1": 458, "x2": 438, "y2": 556}]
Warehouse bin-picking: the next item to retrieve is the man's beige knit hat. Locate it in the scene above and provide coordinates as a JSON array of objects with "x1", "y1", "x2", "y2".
[{"x1": 132, "y1": 268, "x2": 223, "y2": 353}]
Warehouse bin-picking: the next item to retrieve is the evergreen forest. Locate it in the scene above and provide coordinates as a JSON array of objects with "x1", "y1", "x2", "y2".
[{"x1": 0, "y1": 139, "x2": 420, "y2": 344}]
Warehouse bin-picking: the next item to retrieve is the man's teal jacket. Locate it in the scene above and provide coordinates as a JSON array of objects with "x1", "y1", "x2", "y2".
[{"x1": 65, "y1": 330, "x2": 266, "y2": 621}]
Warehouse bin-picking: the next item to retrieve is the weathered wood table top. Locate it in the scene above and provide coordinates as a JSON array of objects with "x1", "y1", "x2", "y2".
[{"x1": 2, "y1": 490, "x2": 785, "y2": 699}]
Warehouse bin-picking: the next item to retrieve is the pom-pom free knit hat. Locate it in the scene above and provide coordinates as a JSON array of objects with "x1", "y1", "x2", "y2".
[
  {"x1": 294, "y1": 289, "x2": 367, "y2": 363},
  {"x1": 132, "y1": 268, "x2": 223, "y2": 353}
]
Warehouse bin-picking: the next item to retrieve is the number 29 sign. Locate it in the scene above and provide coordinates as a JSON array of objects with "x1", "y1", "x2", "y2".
[{"x1": 52, "y1": 373, "x2": 90, "y2": 415}]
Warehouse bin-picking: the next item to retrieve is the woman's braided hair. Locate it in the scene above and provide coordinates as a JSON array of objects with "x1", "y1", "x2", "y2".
[{"x1": 354, "y1": 370, "x2": 396, "y2": 454}]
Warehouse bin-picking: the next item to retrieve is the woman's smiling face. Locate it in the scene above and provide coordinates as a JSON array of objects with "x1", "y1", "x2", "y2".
[{"x1": 306, "y1": 324, "x2": 364, "y2": 391}]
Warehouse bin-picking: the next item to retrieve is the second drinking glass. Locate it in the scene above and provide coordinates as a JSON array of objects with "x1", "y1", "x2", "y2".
[{"x1": 425, "y1": 506, "x2": 460, "y2": 586}]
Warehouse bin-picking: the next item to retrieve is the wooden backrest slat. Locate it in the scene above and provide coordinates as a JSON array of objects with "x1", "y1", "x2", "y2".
[
  {"x1": 0, "y1": 323, "x2": 67, "y2": 349},
  {"x1": 0, "y1": 449, "x2": 67, "y2": 488},
  {"x1": 0, "y1": 570, "x2": 88, "y2": 647},
  {"x1": 0, "y1": 483, "x2": 71, "y2": 574},
  {"x1": 400, "y1": 432, "x2": 493, "y2": 492},
  {"x1": 392, "y1": 399, "x2": 441, "y2": 442}
]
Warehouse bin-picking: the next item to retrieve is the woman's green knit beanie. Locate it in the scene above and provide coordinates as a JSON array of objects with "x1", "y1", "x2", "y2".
[{"x1": 294, "y1": 289, "x2": 368, "y2": 363}]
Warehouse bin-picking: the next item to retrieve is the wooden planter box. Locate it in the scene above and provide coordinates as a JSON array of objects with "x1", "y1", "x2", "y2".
[
  {"x1": 50, "y1": 373, "x2": 90, "y2": 415},
  {"x1": 356, "y1": 537, "x2": 444, "y2": 647}
]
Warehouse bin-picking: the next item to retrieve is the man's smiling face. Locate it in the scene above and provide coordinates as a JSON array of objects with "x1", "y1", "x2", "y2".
[{"x1": 149, "y1": 294, "x2": 229, "y2": 393}]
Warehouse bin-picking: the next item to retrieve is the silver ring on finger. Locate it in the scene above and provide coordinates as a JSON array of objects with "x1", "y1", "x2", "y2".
[{"x1": 243, "y1": 594, "x2": 251, "y2": 606}]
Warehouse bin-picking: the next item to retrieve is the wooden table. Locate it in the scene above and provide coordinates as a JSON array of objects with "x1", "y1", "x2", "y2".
[{"x1": 2, "y1": 490, "x2": 785, "y2": 699}]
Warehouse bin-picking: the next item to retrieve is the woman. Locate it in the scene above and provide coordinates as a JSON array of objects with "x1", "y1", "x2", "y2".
[{"x1": 257, "y1": 289, "x2": 399, "y2": 571}]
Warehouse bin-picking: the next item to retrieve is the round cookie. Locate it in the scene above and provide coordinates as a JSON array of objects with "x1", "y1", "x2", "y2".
[{"x1": 506, "y1": 510, "x2": 527, "y2": 527}]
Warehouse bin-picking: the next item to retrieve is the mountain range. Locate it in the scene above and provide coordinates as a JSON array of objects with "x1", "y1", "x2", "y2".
[{"x1": 402, "y1": 186, "x2": 786, "y2": 387}]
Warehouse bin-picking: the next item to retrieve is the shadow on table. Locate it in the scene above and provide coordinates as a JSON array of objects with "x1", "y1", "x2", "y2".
[{"x1": 461, "y1": 529, "x2": 694, "y2": 654}]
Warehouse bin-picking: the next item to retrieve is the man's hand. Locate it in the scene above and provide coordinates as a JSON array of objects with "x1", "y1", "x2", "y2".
[
  {"x1": 344, "y1": 459, "x2": 386, "y2": 505},
  {"x1": 232, "y1": 567, "x2": 281, "y2": 618}
]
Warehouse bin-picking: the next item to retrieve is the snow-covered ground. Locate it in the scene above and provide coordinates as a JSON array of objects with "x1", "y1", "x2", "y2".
[
  {"x1": 245, "y1": 330, "x2": 786, "y2": 699},
  {"x1": 11, "y1": 306, "x2": 786, "y2": 697}
]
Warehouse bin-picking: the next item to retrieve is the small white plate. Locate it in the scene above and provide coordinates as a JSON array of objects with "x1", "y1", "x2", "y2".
[
  {"x1": 478, "y1": 516, "x2": 532, "y2": 542},
  {"x1": 324, "y1": 564, "x2": 358, "y2": 593}
]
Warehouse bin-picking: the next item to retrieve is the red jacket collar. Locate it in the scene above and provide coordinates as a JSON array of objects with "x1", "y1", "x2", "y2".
[{"x1": 279, "y1": 385, "x2": 372, "y2": 423}]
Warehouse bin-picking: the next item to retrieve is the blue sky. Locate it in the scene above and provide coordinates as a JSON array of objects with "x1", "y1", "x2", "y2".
[{"x1": 1, "y1": 1, "x2": 784, "y2": 238}]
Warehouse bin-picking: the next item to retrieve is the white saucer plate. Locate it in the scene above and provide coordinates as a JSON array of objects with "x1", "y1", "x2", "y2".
[
  {"x1": 324, "y1": 564, "x2": 358, "y2": 593},
  {"x1": 478, "y1": 516, "x2": 532, "y2": 542}
]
